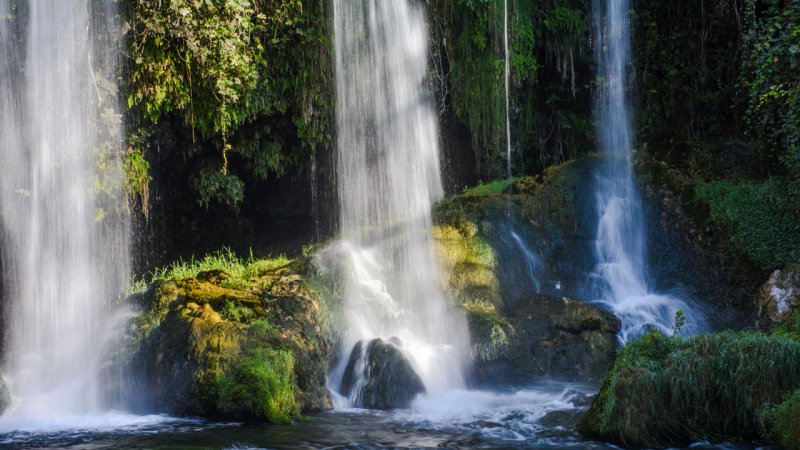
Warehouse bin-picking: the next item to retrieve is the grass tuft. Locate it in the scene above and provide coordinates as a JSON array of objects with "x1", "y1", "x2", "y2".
[{"x1": 146, "y1": 247, "x2": 293, "y2": 286}]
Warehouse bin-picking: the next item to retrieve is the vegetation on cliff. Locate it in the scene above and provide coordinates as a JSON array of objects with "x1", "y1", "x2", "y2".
[{"x1": 123, "y1": 0, "x2": 331, "y2": 210}]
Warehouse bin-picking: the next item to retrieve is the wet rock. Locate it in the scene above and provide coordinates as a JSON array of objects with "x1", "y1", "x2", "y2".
[
  {"x1": 540, "y1": 408, "x2": 585, "y2": 429},
  {"x1": 756, "y1": 265, "x2": 800, "y2": 328},
  {"x1": 339, "y1": 338, "x2": 425, "y2": 410},
  {"x1": 467, "y1": 294, "x2": 620, "y2": 384}
]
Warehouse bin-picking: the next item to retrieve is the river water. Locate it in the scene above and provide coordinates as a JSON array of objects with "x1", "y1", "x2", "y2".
[{"x1": 0, "y1": 382, "x2": 767, "y2": 449}]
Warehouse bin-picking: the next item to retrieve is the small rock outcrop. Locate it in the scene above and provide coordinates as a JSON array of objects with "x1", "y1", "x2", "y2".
[
  {"x1": 756, "y1": 265, "x2": 800, "y2": 328},
  {"x1": 339, "y1": 338, "x2": 425, "y2": 409}
]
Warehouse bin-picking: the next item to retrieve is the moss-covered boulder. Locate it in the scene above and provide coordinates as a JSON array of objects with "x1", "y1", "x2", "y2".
[
  {"x1": 577, "y1": 330, "x2": 800, "y2": 447},
  {"x1": 634, "y1": 145, "x2": 766, "y2": 326},
  {"x1": 127, "y1": 258, "x2": 332, "y2": 422}
]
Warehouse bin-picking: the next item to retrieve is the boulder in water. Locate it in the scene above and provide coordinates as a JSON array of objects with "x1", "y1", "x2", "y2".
[{"x1": 339, "y1": 338, "x2": 425, "y2": 409}]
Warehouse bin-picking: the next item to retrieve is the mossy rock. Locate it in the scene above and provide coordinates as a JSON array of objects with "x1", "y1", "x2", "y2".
[
  {"x1": 577, "y1": 330, "x2": 800, "y2": 447},
  {"x1": 127, "y1": 259, "x2": 332, "y2": 422}
]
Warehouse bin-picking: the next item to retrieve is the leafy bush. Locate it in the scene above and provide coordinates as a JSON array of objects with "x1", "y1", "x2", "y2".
[
  {"x1": 578, "y1": 330, "x2": 800, "y2": 447},
  {"x1": 695, "y1": 178, "x2": 800, "y2": 270},
  {"x1": 124, "y1": 0, "x2": 331, "y2": 206}
]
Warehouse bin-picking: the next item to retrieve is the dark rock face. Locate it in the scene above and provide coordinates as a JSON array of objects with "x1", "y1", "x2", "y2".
[
  {"x1": 339, "y1": 338, "x2": 426, "y2": 410},
  {"x1": 468, "y1": 294, "x2": 620, "y2": 384}
]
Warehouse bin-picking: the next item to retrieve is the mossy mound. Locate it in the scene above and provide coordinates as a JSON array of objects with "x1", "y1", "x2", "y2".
[
  {"x1": 577, "y1": 330, "x2": 800, "y2": 447},
  {"x1": 127, "y1": 256, "x2": 332, "y2": 422}
]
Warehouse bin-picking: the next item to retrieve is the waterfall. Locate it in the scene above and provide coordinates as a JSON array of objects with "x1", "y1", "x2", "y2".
[
  {"x1": 327, "y1": 0, "x2": 470, "y2": 404},
  {"x1": 592, "y1": 0, "x2": 706, "y2": 341},
  {"x1": 0, "y1": 0, "x2": 130, "y2": 417}
]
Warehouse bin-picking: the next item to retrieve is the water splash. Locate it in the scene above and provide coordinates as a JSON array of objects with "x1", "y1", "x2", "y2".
[
  {"x1": 592, "y1": 0, "x2": 706, "y2": 342},
  {"x1": 328, "y1": 0, "x2": 470, "y2": 404},
  {"x1": 0, "y1": 0, "x2": 130, "y2": 416}
]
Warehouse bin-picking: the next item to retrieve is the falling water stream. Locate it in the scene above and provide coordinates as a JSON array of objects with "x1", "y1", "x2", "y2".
[
  {"x1": 592, "y1": 0, "x2": 707, "y2": 341},
  {"x1": 0, "y1": 0, "x2": 176, "y2": 434},
  {"x1": 326, "y1": 0, "x2": 471, "y2": 403}
]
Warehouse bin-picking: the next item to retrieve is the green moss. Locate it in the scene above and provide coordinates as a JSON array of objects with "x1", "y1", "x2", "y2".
[
  {"x1": 433, "y1": 225, "x2": 501, "y2": 308},
  {"x1": 215, "y1": 347, "x2": 300, "y2": 423},
  {"x1": 429, "y1": 0, "x2": 592, "y2": 176},
  {"x1": 695, "y1": 178, "x2": 800, "y2": 271},
  {"x1": 578, "y1": 330, "x2": 800, "y2": 447},
  {"x1": 763, "y1": 389, "x2": 800, "y2": 450}
]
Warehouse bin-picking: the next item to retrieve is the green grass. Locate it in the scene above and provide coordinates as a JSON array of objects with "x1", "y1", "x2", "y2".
[
  {"x1": 461, "y1": 177, "x2": 521, "y2": 197},
  {"x1": 578, "y1": 330, "x2": 800, "y2": 447},
  {"x1": 695, "y1": 177, "x2": 800, "y2": 271},
  {"x1": 148, "y1": 247, "x2": 294, "y2": 284}
]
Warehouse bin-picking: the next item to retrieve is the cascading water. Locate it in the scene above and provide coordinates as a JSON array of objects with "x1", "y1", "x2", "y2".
[
  {"x1": 0, "y1": 0, "x2": 131, "y2": 418},
  {"x1": 327, "y1": 0, "x2": 470, "y2": 405},
  {"x1": 592, "y1": 0, "x2": 706, "y2": 342}
]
